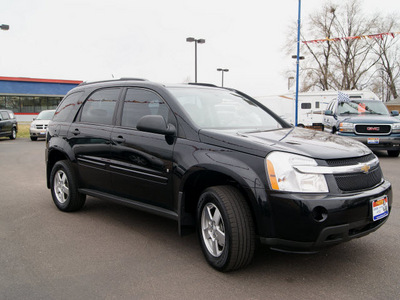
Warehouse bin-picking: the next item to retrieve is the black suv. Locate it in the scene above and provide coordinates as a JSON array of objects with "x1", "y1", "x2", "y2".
[
  {"x1": 0, "y1": 109, "x2": 18, "y2": 140},
  {"x1": 324, "y1": 99, "x2": 400, "y2": 157},
  {"x1": 46, "y1": 79, "x2": 392, "y2": 271}
]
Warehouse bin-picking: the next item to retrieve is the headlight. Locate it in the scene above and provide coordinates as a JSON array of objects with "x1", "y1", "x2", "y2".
[
  {"x1": 392, "y1": 123, "x2": 400, "y2": 133},
  {"x1": 338, "y1": 122, "x2": 354, "y2": 133},
  {"x1": 30, "y1": 123, "x2": 36, "y2": 129},
  {"x1": 266, "y1": 152, "x2": 329, "y2": 193}
]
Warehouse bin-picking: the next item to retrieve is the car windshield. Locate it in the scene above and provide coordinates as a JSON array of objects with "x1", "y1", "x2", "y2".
[
  {"x1": 338, "y1": 100, "x2": 389, "y2": 116},
  {"x1": 168, "y1": 87, "x2": 283, "y2": 130},
  {"x1": 37, "y1": 110, "x2": 55, "y2": 120}
]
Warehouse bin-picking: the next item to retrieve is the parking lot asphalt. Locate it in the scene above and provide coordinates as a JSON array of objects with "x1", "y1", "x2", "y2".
[{"x1": 1, "y1": 138, "x2": 399, "y2": 300}]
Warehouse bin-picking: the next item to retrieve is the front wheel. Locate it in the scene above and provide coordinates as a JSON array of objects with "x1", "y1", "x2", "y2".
[
  {"x1": 9, "y1": 128, "x2": 16, "y2": 140},
  {"x1": 197, "y1": 186, "x2": 255, "y2": 272},
  {"x1": 50, "y1": 160, "x2": 86, "y2": 212},
  {"x1": 388, "y1": 150, "x2": 399, "y2": 157}
]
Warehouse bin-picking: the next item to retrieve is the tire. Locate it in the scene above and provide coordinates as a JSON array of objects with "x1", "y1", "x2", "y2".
[
  {"x1": 197, "y1": 185, "x2": 255, "y2": 272},
  {"x1": 9, "y1": 128, "x2": 16, "y2": 140},
  {"x1": 50, "y1": 160, "x2": 86, "y2": 212},
  {"x1": 30, "y1": 136, "x2": 38, "y2": 141},
  {"x1": 388, "y1": 150, "x2": 399, "y2": 157}
]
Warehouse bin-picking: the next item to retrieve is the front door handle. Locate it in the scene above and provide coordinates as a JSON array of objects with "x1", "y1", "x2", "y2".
[
  {"x1": 112, "y1": 136, "x2": 126, "y2": 143},
  {"x1": 72, "y1": 128, "x2": 80, "y2": 136}
]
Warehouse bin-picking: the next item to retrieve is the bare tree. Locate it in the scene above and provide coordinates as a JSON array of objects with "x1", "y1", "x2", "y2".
[
  {"x1": 285, "y1": 0, "x2": 399, "y2": 98},
  {"x1": 301, "y1": 2, "x2": 338, "y2": 91},
  {"x1": 329, "y1": 0, "x2": 379, "y2": 90},
  {"x1": 368, "y1": 15, "x2": 400, "y2": 100}
]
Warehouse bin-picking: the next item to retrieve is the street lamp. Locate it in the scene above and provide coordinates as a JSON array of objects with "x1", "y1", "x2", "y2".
[
  {"x1": 186, "y1": 37, "x2": 205, "y2": 83},
  {"x1": 217, "y1": 68, "x2": 229, "y2": 87},
  {"x1": 0, "y1": 24, "x2": 10, "y2": 30}
]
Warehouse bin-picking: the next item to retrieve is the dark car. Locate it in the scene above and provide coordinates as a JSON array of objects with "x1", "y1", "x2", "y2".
[
  {"x1": 45, "y1": 79, "x2": 392, "y2": 271},
  {"x1": 0, "y1": 109, "x2": 18, "y2": 140},
  {"x1": 323, "y1": 99, "x2": 400, "y2": 157}
]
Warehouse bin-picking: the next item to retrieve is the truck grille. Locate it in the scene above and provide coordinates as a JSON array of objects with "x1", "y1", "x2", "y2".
[{"x1": 355, "y1": 124, "x2": 391, "y2": 135}]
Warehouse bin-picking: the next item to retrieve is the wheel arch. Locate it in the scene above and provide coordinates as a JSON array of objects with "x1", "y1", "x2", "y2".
[
  {"x1": 178, "y1": 166, "x2": 262, "y2": 236},
  {"x1": 46, "y1": 148, "x2": 70, "y2": 188}
]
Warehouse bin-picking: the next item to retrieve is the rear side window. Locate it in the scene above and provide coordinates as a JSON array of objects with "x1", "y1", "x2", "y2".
[
  {"x1": 53, "y1": 92, "x2": 83, "y2": 122},
  {"x1": 80, "y1": 88, "x2": 120, "y2": 125},
  {"x1": 121, "y1": 89, "x2": 169, "y2": 128},
  {"x1": 301, "y1": 103, "x2": 311, "y2": 109}
]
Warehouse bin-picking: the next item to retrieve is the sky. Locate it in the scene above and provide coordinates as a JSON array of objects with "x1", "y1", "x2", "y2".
[{"x1": 1, "y1": 0, "x2": 400, "y2": 97}]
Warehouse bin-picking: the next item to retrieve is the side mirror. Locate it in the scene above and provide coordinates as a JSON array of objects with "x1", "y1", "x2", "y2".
[
  {"x1": 137, "y1": 115, "x2": 175, "y2": 136},
  {"x1": 391, "y1": 110, "x2": 399, "y2": 117},
  {"x1": 324, "y1": 110, "x2": 334, "y2": 116}
]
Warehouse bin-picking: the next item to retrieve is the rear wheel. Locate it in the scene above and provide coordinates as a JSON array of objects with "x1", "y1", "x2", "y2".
[
  {"x1": 50, "y1": 160, "x2": 86, "y2": 212},
  {"x1": 388, "y1": 150, "x2": 399, "y2": 157},
  {"x1": 197, "y1": 186, "x2": 255, "y2": 272}
]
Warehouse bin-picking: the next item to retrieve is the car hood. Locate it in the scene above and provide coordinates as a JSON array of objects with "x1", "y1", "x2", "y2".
[
  {"x1": 338, "y1": 114, "x2": 399, "y2": 124},
  {"x1": 199, "y1": 127, "x2": 371, "y2": 159}
]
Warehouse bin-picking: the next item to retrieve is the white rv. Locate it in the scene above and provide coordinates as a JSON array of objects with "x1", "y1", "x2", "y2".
[{"x1": 256, "y1": 90, "x2": 379, "y2": 128}]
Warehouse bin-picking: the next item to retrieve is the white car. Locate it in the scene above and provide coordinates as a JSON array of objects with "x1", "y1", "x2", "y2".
[{"x1": 30, "y1": 110, "x2": 55, "y2": 141}]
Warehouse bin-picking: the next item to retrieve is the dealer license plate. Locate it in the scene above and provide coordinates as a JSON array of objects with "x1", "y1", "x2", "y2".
[
  {"x1": 368, "y1": 138, "x2": 379, "y2": 144},
  {"x1": 372, "y1": 196, "x2": 389, "y2": 221}
]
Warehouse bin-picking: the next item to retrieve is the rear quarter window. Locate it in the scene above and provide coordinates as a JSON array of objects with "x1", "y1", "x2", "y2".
[{"x1": 53, "y1": 92, "x2": 84, "y2": 122}]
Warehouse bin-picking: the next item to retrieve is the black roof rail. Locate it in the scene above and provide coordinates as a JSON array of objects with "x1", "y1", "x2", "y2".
[
  {"x1": 79, "y1": 77, "x2": 149, "y2": 86},
  {"x1": 119, "y1": 77, "x2": 148, "y2": 81},
  {"x1": 188, "y1": 82, "x2": 219, "y2": 88}
]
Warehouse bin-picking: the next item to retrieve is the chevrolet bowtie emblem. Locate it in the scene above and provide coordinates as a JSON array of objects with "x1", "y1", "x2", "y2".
[{"x1": 360, "y1": 164, "x2": 370, "y2": 174}]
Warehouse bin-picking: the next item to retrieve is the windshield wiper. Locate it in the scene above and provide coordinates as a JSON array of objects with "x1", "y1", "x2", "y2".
[{"x1": 340, "y1": 111, "x2": 357, "y2": 115}]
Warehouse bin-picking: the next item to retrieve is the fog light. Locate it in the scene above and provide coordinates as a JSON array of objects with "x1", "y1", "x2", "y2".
[{"x1": 312, "y1": 206, "x2": 328, "y2": 222}]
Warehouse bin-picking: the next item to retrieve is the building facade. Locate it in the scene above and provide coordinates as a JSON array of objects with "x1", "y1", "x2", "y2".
[{"x1": 0, "y1": 76, "x2": 82, "y2": 121}]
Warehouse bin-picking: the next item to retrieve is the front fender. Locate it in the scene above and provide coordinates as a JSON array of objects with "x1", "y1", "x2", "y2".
[{"x1": 174, "y1": 144, "x2": 271, "y2": 236}]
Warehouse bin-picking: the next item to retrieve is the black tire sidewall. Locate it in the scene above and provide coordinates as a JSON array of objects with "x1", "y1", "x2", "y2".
[
  {"x1": 388, "y1": 150, "x2": 399, "y2": 157},
  {"x1": 10, "y1": 128, "x2": 16, "y2": 140},
  {"x1": 197, "y1": 188, "x2": 232, "y2": 271},
  {"x1": 50, "y1": 160, "x2": 84, "y2": 212}
]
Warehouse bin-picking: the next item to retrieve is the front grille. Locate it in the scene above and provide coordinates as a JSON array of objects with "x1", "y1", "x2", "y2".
[
  {"x1": 36, "y1": 124, "x2": 48, "y2": 130},
  {"x1": 325, "y1": 154, "x2": 383, "y2": 192},
  {"x1": 326, "y1": 153, "x2": 375, "y2": 167},
  {"x1": 355, "y1": 124, "x2": 391, "y2": 135},
  {"x1": 334, "y1": 167, "x2": 383, "y2": 191}
]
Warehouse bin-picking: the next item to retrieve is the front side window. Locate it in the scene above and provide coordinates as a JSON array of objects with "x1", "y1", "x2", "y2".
[
  {"x1": 1, "y1": 111, "x2": 10, "y2": 120},
  {"x1": 121, "y1": 89, "x2": 169, "y2": 128},
  {"x1": 80, "y1": 89, "x2": 120, "y2": 125},
  {"x1": 168, "y1": 87, "x2": 283, "y2": 130}
]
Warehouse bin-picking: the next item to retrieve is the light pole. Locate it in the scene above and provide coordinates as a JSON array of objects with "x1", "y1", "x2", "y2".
[
  {"x1": 217, "y1": 68, "x2": 229, "y2": 87},
  {"x1": 186, "y1": 37, "x2": 205, "y2": 83},
  {"x1": 294, "y1": 0, "x2": 302, "y2": 126},
  {"x1": 0, "y1": 24, "x2": 10, "y2": 31}
]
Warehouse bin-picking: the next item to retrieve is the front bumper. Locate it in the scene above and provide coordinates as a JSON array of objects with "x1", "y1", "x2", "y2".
[
  {"x1": 260, "y1": 180, "x2": 392, "y2": 252},
  {"x1": 30, "y1": 128, "x2": 48, "y2": 138},
  {"x1": 337, "y1": 133, "x2": 400, "y2": 151}
]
